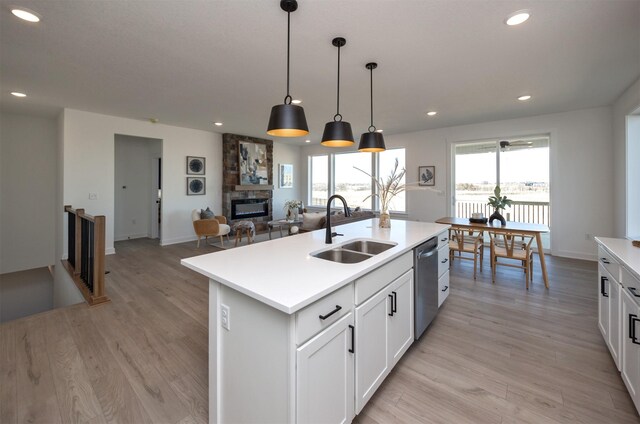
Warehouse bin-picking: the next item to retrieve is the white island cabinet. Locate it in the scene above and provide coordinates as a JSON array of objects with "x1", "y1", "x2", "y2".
[
  {"x1": 181, "y1": 219, "x2": 449, "y2": 423},
  {"x1": 595, "y1": 237, "x2": 640, "y2": 414}
]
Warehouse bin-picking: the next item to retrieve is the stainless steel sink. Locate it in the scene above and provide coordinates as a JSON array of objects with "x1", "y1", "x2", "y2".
[
  {"x1": 312, "y1": 249, "x2": 371, "y2": 264},
  {"x1": 341, "y1": 240, "x2": 396, "y2": 255},
  {"x1": 311, "y1": 239, "x2": 397, "y2": 264}
]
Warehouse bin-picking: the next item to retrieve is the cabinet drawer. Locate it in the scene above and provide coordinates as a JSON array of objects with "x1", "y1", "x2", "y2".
[
  {"x1": 296, "y1": 283, "x2": 354, "y2": 345},
  {"x1": 437, "y1": 230, "x2": 449, "y2": 249},
  {"x1": 598, "y1": 245, "x2": 620, "y2": 280},
  {"x1": 355, "y1": 251, "x2": 413, "y2": 305},
  {"x1": 438, "y1": 270, "x2": 450, "y2": 307},
  {"x1": 438, "y1": 244, "x2": 450, "y2": 277},
  {"x1": 621, "y1": 267, "x2": 640, "y2": 306}
]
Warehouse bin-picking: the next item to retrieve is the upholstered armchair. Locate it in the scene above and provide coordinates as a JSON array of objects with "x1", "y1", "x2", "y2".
[{"x1": 191, "y1": 209, "x2": 231, "y2": 247}]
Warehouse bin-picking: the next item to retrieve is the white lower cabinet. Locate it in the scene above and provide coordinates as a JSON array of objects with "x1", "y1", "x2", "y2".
[
  {"x1": 622, "y1": 286, "x2": 640, "y2": 412},
  {"x1": 355, "y1": 269, "x2": 413, "y2": 413},
  {"x1": 610, "y1": 272, "x2": 621, "y2": 368},
  {"x1": 297, "y1": 312, "x2": 355, "y2": 424}
]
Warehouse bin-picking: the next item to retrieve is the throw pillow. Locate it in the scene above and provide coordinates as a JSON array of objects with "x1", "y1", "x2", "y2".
[
  {"x1": 200, "y1": 207, "x2": 215, "y2": 220},
  {"x1": 301, "y1": 212, "x2": 325, "y2": 231}
]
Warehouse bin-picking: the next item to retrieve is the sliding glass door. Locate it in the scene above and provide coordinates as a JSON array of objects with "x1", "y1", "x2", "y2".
[{"x1": 453, "y1": 135, "x2": 550, "y2": 248}]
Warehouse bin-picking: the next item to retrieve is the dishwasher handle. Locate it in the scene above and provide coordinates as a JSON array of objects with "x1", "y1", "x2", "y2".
[{"x1": 417, "y1": 249, "x2": 438, "y2": 259}]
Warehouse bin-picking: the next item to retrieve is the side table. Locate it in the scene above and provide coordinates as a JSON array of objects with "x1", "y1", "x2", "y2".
[{"x1": 268, "y1": 219, "x2": 302, "y2": 240}]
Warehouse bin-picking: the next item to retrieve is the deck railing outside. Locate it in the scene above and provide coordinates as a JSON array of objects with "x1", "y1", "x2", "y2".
[
  {"x1": 62, "y1": 205, "x2": 109, "y2": 305},
  {"x1": 455, "y1": 200, "x2": 550, "y2": 226}
]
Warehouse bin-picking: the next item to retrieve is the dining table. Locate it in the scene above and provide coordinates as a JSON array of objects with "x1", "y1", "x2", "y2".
[{"x1": 435, "y1": 217, "x2": 551, "y2": 288}]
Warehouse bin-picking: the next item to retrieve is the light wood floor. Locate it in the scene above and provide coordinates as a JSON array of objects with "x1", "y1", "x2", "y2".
[{"x1": 1, "y1": 238, "x2": 638, "y2": 424}]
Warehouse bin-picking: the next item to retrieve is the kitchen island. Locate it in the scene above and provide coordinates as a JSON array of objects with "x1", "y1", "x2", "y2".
[{"x1": 181, "y1": 218, "x2": 449, "y2": 424}]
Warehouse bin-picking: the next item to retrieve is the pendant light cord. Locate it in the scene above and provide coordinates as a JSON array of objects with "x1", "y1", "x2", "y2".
[
  {"x1": 285, "y1": 11, "x2": 291, "y2": 104},
  {"x1": 369, "y1": 66, "x2": 375, "y2": 131},
  {"x1": 335, "y1": 44, "x2": 342, "y2": 121}
]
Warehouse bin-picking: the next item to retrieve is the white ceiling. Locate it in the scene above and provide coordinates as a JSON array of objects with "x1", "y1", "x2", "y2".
[{"x1": 1, "y1": 0, "x2": 639, "y2": 145}]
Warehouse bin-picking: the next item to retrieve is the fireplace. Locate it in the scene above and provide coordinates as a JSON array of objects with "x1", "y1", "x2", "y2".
[{"x1": 231, "y1": 198, "x2": 269, "y2": 220}]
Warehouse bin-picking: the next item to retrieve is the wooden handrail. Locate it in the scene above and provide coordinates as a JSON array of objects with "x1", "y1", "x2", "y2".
[{"x1": 62, "y1": 205, "x2": 109, "y2": 306}]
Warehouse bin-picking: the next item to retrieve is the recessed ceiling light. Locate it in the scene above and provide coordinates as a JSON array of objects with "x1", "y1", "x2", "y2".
[
  {"x1": 305, "y1": 139, "x2": 311, "y2": 143},
  {"x1": 11, "y1": 7, "x2": 40, "y2": 23},
  {"x1": 427, "y1": 111, "x2": 437, "y2": 116},
  {"x1": 10, "y1": 91, "x2": 27, "y2": 97},
  {"x1": 518, "y1": 95, "x2": 532, "y2": 101},
  {"x1": 291, "y1": 99, "x2": 302, "y2": 104},
  {"x1": 505, "y1": 10, "x2": 530, "y2": 26},
  {"x1": 214, "y1": 122, "x2": 223, "y2": 126}
]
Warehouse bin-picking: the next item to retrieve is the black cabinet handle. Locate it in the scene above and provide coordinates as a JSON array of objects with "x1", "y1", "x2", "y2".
[
  {"x1": 392, "y1": 291, "x2": 397, "y2": 314},
  {"x1": 600, "y1": 276, "x2": 609, "y2": 297},
  {"x1": 388, "y1": 294, "x2": 394, "y2": 316},
  {"x1": 629, "y1": 314, "x2": 640, "y2": 345},
  {"x1": 601, "y1": 257, "x2": 610, "y2": 264},
  {"x1": 319, "y1": 305, "x2": 342, "y2": 320},
  {"x1": 348, "y1": 325, "x2": 355, "y2": 353},
  {"x1": 441, "y1": 258, "x2": 448, "y2": 264},
  {"x1": 629, "y1": 287, "x2": 640, "y2": 298},
  {"x1": 441, "y1": 237, "x2": 448, "y2": 242},
  {"x1": 442, "y1": 285, "x2": 449, "y2": 292}
]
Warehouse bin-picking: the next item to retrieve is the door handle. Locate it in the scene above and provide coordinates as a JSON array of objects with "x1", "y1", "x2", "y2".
[
  {"x1": 629, "y1": 287, "x2": 640, "y2": 298},
  {"x1": 388, "y1": 294, "x2": 394, "y2": 316},
  {"x1": 600, "y1": 276, "x2": 609, "y2": 297},
  {"x1": 319, "y1": 305, "x2": 342, "y2": 320},
  {"x1": 629, "y1": 314, "x2": 640, "y2": 345},
  {"x1": 348, "y1": 325, "x2": 355, "y2": 353}
]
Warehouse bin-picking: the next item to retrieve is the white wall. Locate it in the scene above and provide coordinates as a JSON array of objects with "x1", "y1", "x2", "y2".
[
  {"x1": 302, "y1": 106, "x2": 614, "y2": 260},
  {"x1": 612, "y1": 76, "x2": 640, "y2": 238},
  {"x1": 0, "y1": 112, "x2": 57, "y2": 274},
  {"x1": 271, "y1": 143, "x2": 303, "y2": 220},
  {"x1": 62, "y1": 108, "x2": 222, "y2": 252},
  {"x1": 627, "y1": 114, "x2": 640, "y2": 238},
  {"x1": 114, "y1": 135, "x2": 162, "y2": 241}
]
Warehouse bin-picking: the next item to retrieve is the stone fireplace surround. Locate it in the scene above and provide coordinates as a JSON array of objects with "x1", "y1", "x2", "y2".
[{"x1": 222, "y1": 133, "x2": 273, "y2": 232}]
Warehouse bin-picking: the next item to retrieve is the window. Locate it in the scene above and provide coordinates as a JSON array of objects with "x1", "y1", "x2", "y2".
[
  {"x1": 309, "y1": 155, "x2": 328, "y2": 206},
  {"x1": 378, "y1": 148, "x2": 406, "y2": 213},
  {"x1": 334, "y1": 152, "x2": 372, "y2": 209},
  {"x1": 307, "y1": 148, "x2": 406, "y2": 212}
]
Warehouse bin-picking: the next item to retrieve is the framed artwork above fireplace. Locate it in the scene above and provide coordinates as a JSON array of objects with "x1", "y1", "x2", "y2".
[{"x1": 238, "y1": 141, "x2": 268, "y2": 185}]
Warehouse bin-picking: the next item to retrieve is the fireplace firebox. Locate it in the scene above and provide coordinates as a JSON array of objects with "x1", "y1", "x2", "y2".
[{"x1": 231, "y1": 199, "x2": 269, "y2": 220}]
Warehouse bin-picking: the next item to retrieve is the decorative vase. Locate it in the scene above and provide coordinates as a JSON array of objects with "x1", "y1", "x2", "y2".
[
  {"x1": 286, "y1": 208, "x2": 293, "y2": 221},
  {"x1": 489, "y1": 209, "x2": 506, "y2": 226},
  {"x1": 379, "y1": 209, "x2": 391, "y2": 228}
]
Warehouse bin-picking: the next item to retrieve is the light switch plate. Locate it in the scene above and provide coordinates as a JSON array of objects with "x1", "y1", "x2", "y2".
[{"x1": 89, "y1": 193, "x2": 97, "y2": 200}]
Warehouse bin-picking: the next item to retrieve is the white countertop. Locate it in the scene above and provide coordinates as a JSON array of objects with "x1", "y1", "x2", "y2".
[
  {"x1": 595, "y1": 236, "x2": 640, "y2": 281},
  {"x1": 181, "y1": 219, "x2": 449, "y2": 314}
]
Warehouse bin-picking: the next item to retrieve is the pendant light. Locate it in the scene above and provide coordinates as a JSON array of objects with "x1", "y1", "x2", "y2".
[
  {"x1": 267, "y1": 0, "x2": 309, "y2": 137},
  {"x1": 358, "y1": 62, "x2": 386, "y2": 152},
  {"x1": 321, "y1": 37, "x2": 354, "y2": 147}
]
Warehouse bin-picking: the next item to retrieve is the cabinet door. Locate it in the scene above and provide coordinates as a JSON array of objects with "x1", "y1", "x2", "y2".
[
  {"x1": 598, "y1": 268, "x2": 610, "y2": 341},
  {"x1": 355, "y1": 288, "x2": 390, "y2": 413},
  {"x1": 609, "y1": 278, "x2": 621, "y2": 370},
  {"x1": 388, "y1": 270, "x2": 414, "y2": 367},
  {"x1": 297, "y1": 312, "x2": 355, "y2": 424},
  {"x1": 621, "y1": 288, "x2": 640, "y2": 411}
]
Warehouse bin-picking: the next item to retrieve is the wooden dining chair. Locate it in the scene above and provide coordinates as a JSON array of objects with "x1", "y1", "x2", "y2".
[
  {"x1": 449, "y1": 227, "x2": 484, "y2": 279},
  {"x1": 489, "y1": 231, "x2": 535, "y2": 288}
]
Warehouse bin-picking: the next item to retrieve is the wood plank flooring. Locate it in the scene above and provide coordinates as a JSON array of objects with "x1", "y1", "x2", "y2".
[{"x1": 1, "y1": 237, "x2": 638, "y2": 423}]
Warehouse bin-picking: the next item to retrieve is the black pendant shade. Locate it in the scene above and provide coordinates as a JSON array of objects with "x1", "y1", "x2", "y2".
[
  {"x1": 322, "y1": 121, "x2": 354, "y2": 147},
  {"x1": 268, "y1": 103, "x2": 309, "y2": 137},
  {"x1": 267, "y1": 0, "x2": 309, "y2": 138},
  {"x1": 358, "y1": 62, "x2": 386, "y2": 152},
  {"x1": 321, "y1": 37, "x2": 354, "y2": 147}
]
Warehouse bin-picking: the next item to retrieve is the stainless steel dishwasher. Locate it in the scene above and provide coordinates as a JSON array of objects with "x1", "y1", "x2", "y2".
[{"x1": 414, "y1": 237, "x2": 439, "y2": 339}]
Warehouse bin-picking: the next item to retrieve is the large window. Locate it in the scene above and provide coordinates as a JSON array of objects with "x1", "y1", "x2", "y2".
[
  {"x1": 307, "y1": 148, "x2": 406, "y2": 213},
  {"x1": 309, "y1": 155, "x2": 328, "y2": 206},
  {"x1": 334, "y1": 152, "x2": 372, "y2": 209}
]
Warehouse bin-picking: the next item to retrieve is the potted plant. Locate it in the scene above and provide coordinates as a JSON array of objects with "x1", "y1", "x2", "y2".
[
  {"x1": 487, "y1": 185, "x2": 512, "y2": 226},
  {"x1": 283, "y1": 200, "x2": 302, "y2": 221},
  {"x1": 356, "y1": 159, "x2": 407, "y2": 228}
]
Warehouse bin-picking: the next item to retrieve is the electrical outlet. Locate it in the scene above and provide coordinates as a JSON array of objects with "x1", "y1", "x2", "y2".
[
  {"x1": 88, "y1": 193, "x2": 97, "y2": 200},
  {"x1": 221, "y1": 304, "x2": 230, "y2": 331}
]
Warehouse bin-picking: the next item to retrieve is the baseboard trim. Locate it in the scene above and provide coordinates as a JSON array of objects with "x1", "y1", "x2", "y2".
[
  {"x1": 160, "y1": 235, "x2": 197, "y2": 246},
  {"x1": 114, "y1": 233, "x2": 149, "y2": 242},
  {"x1": 553, "y1": 250, "x2": 597, "y2": 261},
  {"x1": 106, "y1": 247, "x2": 116, "y2": 255}
]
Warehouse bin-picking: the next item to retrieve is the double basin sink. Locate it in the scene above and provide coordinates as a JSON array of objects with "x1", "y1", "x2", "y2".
[{"x1": 311, "y1": 239, "x2": 397, "y2": 264}]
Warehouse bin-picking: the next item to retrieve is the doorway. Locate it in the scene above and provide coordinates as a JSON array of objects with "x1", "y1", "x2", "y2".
[
  {"x1": 114, "y1": 135, "x2": 163, "y2": 242},
  {"x1": 452, "y1": 135, "x2": 550, "y2": 249}
]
